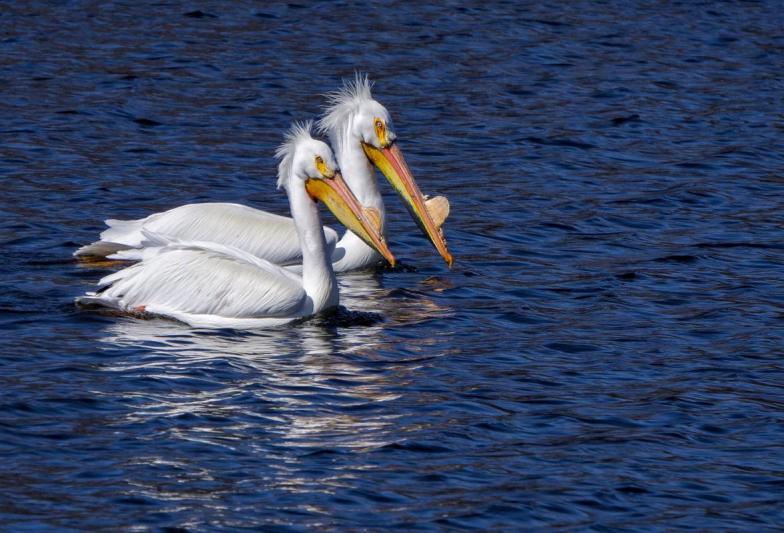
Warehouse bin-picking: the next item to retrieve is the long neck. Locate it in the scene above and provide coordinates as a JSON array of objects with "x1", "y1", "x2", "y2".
[
  {"x1": 326, "y1": 119, "x2": 388, "y2": 271},
  {"x1": 287, "y1": 182, "x2": 338, "y2": 313},
  {"x1": 328, "y1": 120, "x2": 386, "y2": 226}
]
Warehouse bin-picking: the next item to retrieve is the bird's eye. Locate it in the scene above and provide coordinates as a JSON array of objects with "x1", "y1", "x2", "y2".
[
  {"x1": 374, "y1": 118, "x2": 389, "y2": 146},
  {"x1": 315, "y1": 155, "x2": 333, "y2": 178}
]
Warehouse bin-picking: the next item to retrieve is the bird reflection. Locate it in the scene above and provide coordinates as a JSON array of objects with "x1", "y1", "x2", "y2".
[
  {"x1": 94, "y1": 270, "x2": 450, "y2": 449},
  {"x1": 337, "y1": 269, "x2": 454, "y2": 328},
  {"x1": 91, "y1": 270, "x2": 452, "y2": 497}
]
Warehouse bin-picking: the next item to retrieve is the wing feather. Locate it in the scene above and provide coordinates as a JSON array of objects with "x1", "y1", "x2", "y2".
[
  {"x1": 88, "y1": 243, "x2": 307, "y2": 321},
  {"x1": 83, "y1": 203, "x2": 337, "y2": 264}
]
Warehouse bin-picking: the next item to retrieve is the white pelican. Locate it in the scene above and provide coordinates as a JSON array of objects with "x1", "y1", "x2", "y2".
[
  {"x1": 77, "y1": 123, "x2": 395, "y2": 329},
  {"x1": 74, "y1": 76, "x2": 451, "y2": 271}
]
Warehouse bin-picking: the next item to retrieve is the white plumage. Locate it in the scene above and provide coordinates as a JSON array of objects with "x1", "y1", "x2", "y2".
[
  {"x1": 79, "y1": 240, "x2": 307, "y2": 329},
  {"x1": 75, "y1": 75, "x2": 450, "y2": 271},
  {"x1": 87, "y1": 203, "x2": 337, "y2": 264},
  {"x1": 77, "y1": 123, "x2": 395, "y2": 329}
]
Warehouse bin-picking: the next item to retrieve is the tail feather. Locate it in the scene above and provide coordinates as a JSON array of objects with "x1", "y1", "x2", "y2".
[
  {"x1": 99, "y1": 217, "x2": 149, "y2": 246},
  {"x1": 96, "y1": 261, "x2": 145, "y2": 288},
  {"x1": 74, "y1": 215, "x2": 154, "y2": 259},
  {"x1": 107, "y1": 230, "x2": 177, "y2": 261},
  {"x1": 73, "y1": 241, "x2": 132, "y2": 258},
  {"x1": 75, "y1": 292, "x2": 122, "y2": 309}
]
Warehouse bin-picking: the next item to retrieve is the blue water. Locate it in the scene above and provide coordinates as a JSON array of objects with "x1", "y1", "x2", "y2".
[{"x1": 3, "y1": 1, "x2": 784, "y2": 530}]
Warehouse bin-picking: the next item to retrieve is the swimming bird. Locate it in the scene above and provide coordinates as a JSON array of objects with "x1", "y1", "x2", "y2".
[
  {"x1": 74, "y1": 76, "x2": 451, "y2": 271},
  {"x1": 76, "y1": 123, "x2": 395, "y2": 329},
  {"x1": 317, "y1": 74, "x2": 451, "y2": 270}
]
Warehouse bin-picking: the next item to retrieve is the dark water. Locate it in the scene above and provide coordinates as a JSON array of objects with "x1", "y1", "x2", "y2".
[{"x1": 2, "y1": 1, "x2": 784, "y2": 530}]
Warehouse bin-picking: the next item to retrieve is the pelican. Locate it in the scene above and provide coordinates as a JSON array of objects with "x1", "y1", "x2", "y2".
[
  {"x1": 74, "y1": 76, "x2": 452, "y2": 271},
  {"x1": 77, "y1": 123, "x2": 395, "y2": 329}
]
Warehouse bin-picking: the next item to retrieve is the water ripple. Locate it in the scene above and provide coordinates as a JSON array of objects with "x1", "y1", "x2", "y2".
[{"x1": 2, "y1": 0, "x2": 784, "y2": 530}]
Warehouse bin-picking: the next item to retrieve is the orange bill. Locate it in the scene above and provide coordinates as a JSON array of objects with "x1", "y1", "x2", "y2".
[
  {"x1": 305, "y1": 172, "x2": 396, "y2": 267},
  {"x1": 362, "y1": 142, "x2": 453, "y2": 267}
]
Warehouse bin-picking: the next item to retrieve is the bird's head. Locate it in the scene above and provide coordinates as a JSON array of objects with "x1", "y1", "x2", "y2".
[
  {"x1": 319, "y1": 74, "x2": 452, "y2": 267},
  {"x1": 352, "y1": 98, "x2": 398, "y2": 149},
  {"x1": 276, "y1": 122, "x2": 395, "y2": 267}
]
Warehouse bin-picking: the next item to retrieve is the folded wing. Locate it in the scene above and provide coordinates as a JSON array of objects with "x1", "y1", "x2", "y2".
[
  {"x1": 79, "y1": 240, "x2": 308, "y2": 326},
  {"x1": 75, "y1": 202, "x2": 338, "y2": 265}
]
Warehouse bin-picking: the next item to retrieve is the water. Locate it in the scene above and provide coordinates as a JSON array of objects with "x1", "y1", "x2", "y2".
[{"x1": 2, "y1": 1, "x2": 784, "y2": 529}]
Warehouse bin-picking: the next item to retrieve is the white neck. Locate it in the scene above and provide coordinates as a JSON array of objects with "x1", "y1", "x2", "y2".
[
  {"x1": 287, "y1": 181, "x2": 338, "y2": 313},
  {"x1": 327, "y1": 117, "x2": 386, "y2": 224},
  {"x1": 327, "y1": 118, "x2": 386, "y2": 271}
]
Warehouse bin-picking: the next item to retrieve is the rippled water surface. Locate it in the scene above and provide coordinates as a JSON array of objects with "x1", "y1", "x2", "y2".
[{"x1": 3, "y1": 1, "x2": 784, "y2": 530}]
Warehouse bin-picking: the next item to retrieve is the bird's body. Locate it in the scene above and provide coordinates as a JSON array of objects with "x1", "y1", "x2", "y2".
[
  {"x1": 75, "y1": 76, "x2": 452, "y2": 271},
  {"x1": 79, "y1": 239, "x2": 318, "y2": 329},
  {"x1": 83, "y1": 202, "x2": 338, "y2": 266},
  {"x1": 77, "y1": 124, "x2": 395, "y2": 329}
]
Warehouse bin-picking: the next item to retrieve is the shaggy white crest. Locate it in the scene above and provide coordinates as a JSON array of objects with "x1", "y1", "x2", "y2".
[
  {"x1": 317, "y1": 73, "x2": 374, "y2": 137},
  {"x1": 275, "y1": 120, "x2": 315, "y2": 189}
]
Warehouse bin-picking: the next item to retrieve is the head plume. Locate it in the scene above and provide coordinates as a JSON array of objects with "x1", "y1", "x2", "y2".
[
  {"x1": 275, "y1": 121, "x2": 315, "y2": 189},
  {"x1": 317, "y1": 73, "x2": 374, "y2": 138}
]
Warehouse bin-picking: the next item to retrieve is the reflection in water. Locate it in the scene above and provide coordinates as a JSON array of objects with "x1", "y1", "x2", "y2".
[
  {"x1": 98, "y1": 317, "x2": 399, "y2": 438},
  {"x1": 338, "y1": 269, "x2": 454, "y2": 328},
  {"x1": 98, "y1": 317, "x2": 400, "y2": 499},
  {"x1": 91, "y1": 270, "x2": 453, "y2": 500},
  {"x1": 6, "y1": 0, "x2": 784, "y2": 525}
]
